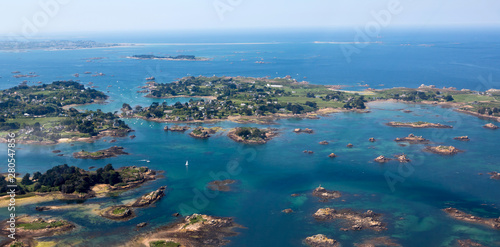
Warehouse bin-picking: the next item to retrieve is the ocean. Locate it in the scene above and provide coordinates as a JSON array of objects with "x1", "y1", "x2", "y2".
[{"x1": 0, "y1": 29, "x2": 499, "y2": 246}]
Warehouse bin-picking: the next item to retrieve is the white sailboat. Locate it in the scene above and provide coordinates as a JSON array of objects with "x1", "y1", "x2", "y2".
[{"x1": 185, "y1": 160, "x2": 189, "y2": 166}]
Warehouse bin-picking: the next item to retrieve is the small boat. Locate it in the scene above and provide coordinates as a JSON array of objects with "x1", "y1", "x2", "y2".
[{"x1": 185, "y1": 161, "x2": 189, "y2": 166}]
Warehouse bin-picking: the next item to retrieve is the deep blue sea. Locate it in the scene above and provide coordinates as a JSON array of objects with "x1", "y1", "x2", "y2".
[{"x1": 0, "y1": 29, "x2": 499, "y2": 247}]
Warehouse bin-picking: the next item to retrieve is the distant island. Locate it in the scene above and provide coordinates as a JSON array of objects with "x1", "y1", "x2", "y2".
[
  {"x1": 0, "y1": 40, "x2": 127, "y2": 51},
  {"x1": 127, "y1": 54, "x2": 210, "y2": 61}
]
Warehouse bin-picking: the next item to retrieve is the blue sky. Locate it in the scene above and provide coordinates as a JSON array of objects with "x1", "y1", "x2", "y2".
[{"x1": 1, "y1": 0, "x2": 500, "y2": 35}]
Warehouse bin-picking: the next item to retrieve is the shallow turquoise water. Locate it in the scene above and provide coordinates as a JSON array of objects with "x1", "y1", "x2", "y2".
[{"x1": 0, "y1": 30, "x2": 499, "y2": 246}]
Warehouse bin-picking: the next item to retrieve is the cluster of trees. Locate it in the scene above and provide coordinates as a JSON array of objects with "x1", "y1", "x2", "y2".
[
  {"x1": 343, "y1": 96, "x2": 366, "y2": 109},
  {"x1": 477, "y1": 106, "x2": 499, "y2": 116},
  {"x1": 20, "y1": 164, "x2": 123, "y2": 194},
  {"x1": 234, "y1": 127, "x2": 267, "y2": 140}
]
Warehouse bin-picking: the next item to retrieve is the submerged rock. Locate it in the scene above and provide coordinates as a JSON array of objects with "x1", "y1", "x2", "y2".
[
  {"x1": 354, "y1": 236, "x2": 401, "y2": 247},
  {"x1": 137, "y1": 222, "x2": 148, "y2": 228},
  {"x1": 166, "y1": 125, "x2": 190, "y2": 132},
  {"x1": 207, "y1": 179, "x2": 237, "y2": 191},
  {"x1": 282, "y1": 208, "x2": 293, "y2": 214},
  {"x1": 456, "y1": 239, "x2": 484, "y2": 247},
  {"x1": 488, "y1": 172, "x2": 500, "y2": 180},
  {"x1": 453, "y1": 136, "x2": 470, "y2": 141},
  {"x1": 304, "y1": 234, "x2": 340, "y2": 247}
]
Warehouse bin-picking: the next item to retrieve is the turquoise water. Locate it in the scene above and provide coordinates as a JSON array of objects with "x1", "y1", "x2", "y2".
[{"x1": 0, "y1": 30, "x2": 499, "y2": 246}]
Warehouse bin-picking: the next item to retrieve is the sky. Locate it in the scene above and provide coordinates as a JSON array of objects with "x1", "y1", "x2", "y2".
[{"x1": 1, "y1": 0, "x2": 500, "y2": 36}]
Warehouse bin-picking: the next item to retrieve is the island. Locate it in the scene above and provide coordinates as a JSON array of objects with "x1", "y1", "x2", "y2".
[
  {"x1": 394, "y1": 134, "x2": 430, "y2": 144},
  {"x1": 424, "y1": 145, "x2": 463, "y2": 155},
  {"x1": 313, "y1": 208, "x2": 387, "y2": 231},
  {"x1": 1, "y1": 216, "x2": 75, "y2": 246},
  {"x1": 127, "y1": 54, "x2": 210, "y2": 61},
  {"x1": 123, "y1": 76, "x2": 367, "y2": 123},
  {"x1": 0, "y1": 81, "x2": 132, "y2": 145},
  {"x1": 72, "y1": 146, "x2": 129, "y2": 159},
  {"x1": 227, "y1": 127, "x2": 277, "y2": 144},
  {"x1": 386, "y1": 121, "x2": 453, "y2": 129},
  {"x1": 312, "y1": 186, "x2": 342, "y2": 201},
  {"x1": 0, "y1": 40, "x2": 126, "y2": 51},
  {"x1": 304, "y1": 234, "x2": 340, "y2": 247},
  {"x1": 443, "y1": 207, "x2": 500, "y2": 230},
  {"x1": 130, "y1": 214, "x2": 243, "y2": 247},
  {"x1": 189, "y1": 126, "x2": 220, "y2": 139}
]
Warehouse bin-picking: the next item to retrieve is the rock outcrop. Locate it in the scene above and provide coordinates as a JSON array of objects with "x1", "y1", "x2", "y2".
[
  {"x1": 347, "y1": 143, "x2": 354, "y2": 148},
  {"x1": 369, "y1": 138, "x2": 376, "y2": 142},
  {"x1": 294, "y1": 128, "x2": 314, "y2": 134},
  {"x1": 443, "y1": 207, "x2": 500, "y2": 230},
  {"x1": 328, "y1": 153, "x2": 337, "y2": 158},
  {"x1": 394, "y1": 134, "x2": 430, "y2": 144},
  {"x1": 484, "y1": 123, "x2": 499, "y2": 130},
  {"x1": 130, "y1": 186, "x2": 166, "y2": 207},
  {"x1": 304, "y1": 234, "x2": 340, "y2": 247},
  {"x1": 395, "y1": 154, "x2": 410, "y2": 163},
  {"x1": 374, "y1": 155, "x2": 391, "y2": 163},
  {"x1": 319, "y1": 141, "x2": 329, "y2": 145},
  {"x1": 189, "y1": 126, "x2": 217, "y2": 139},
  {"x1": 312, "y1": 186, "x2": 341, "y2": 201},
  {"x1": 282, "y1": 208, "x2": 293, "y2": 214},
  {"x1": 424, "y1": 146, "x2": 463, "y2": 155},
  {"x1": 313, "y1": 208, "x2": 387, "y2": 231}
]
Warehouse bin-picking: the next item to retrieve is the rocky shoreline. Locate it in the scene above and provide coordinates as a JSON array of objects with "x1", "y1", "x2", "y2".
[
  {"x1": 1, "y1": 215, "x2": 75, "y2": 246},
  {"x1": 130, "y1": 214, "x2": 243, "y2": 247}
]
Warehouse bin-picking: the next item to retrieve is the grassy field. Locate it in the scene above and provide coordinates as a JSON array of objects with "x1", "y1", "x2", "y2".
[
  {"x1": 451, "y1": 94, "x2": 496, "y2": 103},
  {"x1": 5, "y1": 117, "x2": 67, "y2": 126},
  {"x1": 277, "y1": 96, "x2": 344, "y2": 108}
]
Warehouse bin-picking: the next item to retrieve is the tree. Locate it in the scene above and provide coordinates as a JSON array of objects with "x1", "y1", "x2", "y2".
[
  {"x1": 444, "y1": 95, "x2": 454, "y2": 102},
  {"x1": 21, "y1": 173, "x2": 32, "y2": 185}
]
